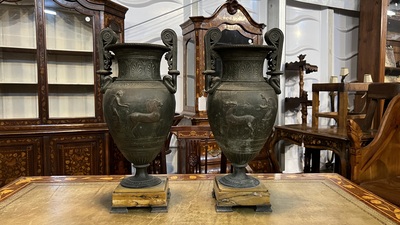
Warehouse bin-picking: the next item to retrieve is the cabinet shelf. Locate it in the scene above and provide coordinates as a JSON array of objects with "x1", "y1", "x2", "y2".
[
  {"x1": 47, "y1": 49, "x2": 92, "y2": 56},
  {"x1": 0, "y1": 83, "x2": 38, "y2": 86},
  {"x1": 0, "y1": 46, "x2": 36, "y2": 53},
  {"x1": 385, "y1": 66, "x2": 400, "y2": 76},
  {"x1": 48, "y1": 83, "x2": 94, "y2": 86}
]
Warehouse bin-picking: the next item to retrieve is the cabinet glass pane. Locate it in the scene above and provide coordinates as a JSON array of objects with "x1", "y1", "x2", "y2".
[
  {"x1": 48, "y1": 85, "x2": 95, "y2": 118},
  {"x1": 45, "y1": 0, "x2": 95, "y2": 118},
  {"x1": 386, "y1": 2, "x2": 400, "y2": 79},
  {"x1": 0, "y1": 51, "x2": 37, "y2": 84},
  {"x1": 47, "y1": 53, "x2": 93, "y2": 85},
  {"x1": 0, "y1": 1, "x2": 38, "y2": 120},
  {"x1": 0, "y1": 85, "x2": 38, "y2": 119},
  {"x1": 45, "y1": 1, "x2": 93, "y2": 51},
  {"x1": 186, "y1": 40, "x2": 195, "y2": 107},
  {"x1": 0, "y1": 2, "x2": 36, "y2": 48}
]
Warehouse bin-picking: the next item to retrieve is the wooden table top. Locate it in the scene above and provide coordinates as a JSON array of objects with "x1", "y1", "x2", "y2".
[
  {"x1": 0, "y1": 173, "x2": 399, "y2": 225},
  {"x1": 274, "y1": 124, "x2": 349, "y2": 140}
]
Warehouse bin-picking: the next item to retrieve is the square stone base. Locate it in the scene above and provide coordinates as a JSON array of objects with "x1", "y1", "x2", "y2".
[
  {"x1": 213, "y1": 175, "x2": 271, "y2": 212},
  {"x1": 111, "y1": 177, "x2": 169, "y2": 213}
]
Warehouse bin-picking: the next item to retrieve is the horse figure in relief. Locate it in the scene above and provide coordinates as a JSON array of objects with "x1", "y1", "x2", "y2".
[
  {"x1": 128, "y1": 99, "x2": 163, "y2": 134},
  {"x1": 225, "y1": 101, "x2": 255, "y2": 136}
]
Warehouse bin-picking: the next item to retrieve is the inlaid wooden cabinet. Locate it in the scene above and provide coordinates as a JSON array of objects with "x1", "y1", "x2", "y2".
[{"x1": 0, "y1": 0, "x2": 128, "y2": 187}]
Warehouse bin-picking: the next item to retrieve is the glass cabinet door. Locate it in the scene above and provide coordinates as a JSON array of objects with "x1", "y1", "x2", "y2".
[
  {"x1": 44, "y1": 0, "x2": 95, "y2": 118},
  {"x1": 0, "y1": 1, "x2": 38, "y2": 119},
  {"x1": 385, "y1": 2, "x2": 400, "y2": 82}
]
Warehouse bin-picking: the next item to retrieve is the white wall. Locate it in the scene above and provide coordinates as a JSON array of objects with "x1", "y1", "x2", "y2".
[{"x1": 282, "y1": 0, "x2": 359, "y2": 172}]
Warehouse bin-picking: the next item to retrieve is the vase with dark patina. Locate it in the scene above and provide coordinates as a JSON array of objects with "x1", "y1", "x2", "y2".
[
  {"x1": 204, "y1": 28, "x2": 284, "y2": 188},
  {"x1": 97, "y1": 28, "x2": 179, "y2": 188}
]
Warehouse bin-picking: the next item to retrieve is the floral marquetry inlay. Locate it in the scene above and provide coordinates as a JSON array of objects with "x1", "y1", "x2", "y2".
[
  {"x1": 63, "y1": 146, "x2": 93, "y2": 175},
  {"x1": 0, "y1": 151, "x2": 29, "y2": 187},
  {"x1": 0, "y1": 137, "x2": 42, "y2": 187},
  {"x1": 49, "y1": 135, "x2": 104, "y2": 175}
]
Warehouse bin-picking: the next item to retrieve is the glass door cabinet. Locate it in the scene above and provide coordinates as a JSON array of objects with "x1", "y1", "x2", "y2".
[{"x1": 0, "y1": 0, "x2": 127, "y2": 187}]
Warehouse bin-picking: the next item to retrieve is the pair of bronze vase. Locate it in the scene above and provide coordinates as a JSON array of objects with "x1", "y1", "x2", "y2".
[{"x1": 98, "y1": 27, "x2": 283, "y2": 189}]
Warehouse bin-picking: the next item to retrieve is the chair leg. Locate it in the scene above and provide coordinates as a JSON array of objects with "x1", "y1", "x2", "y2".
[
  {"x1": 304, "y1": 148, "x2": 311, "y2": 173},
  {"x1": 304, "y1": 148, "x2": 321, "y2": 173},
  {"x1": 334, "y1": 153, "x2": 341, "y2": 173},
  {"x1": 311, "y1": 150, "x2": 320, "y2": 173}
]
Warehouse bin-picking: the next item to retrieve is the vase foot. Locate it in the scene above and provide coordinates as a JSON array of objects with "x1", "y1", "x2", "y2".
[
  {"x1": 218, "y1": 173, "x2": 260, "y2": 188},
  {"x1": 120, "y1": 175, "x2": 162, "y2": 188}
]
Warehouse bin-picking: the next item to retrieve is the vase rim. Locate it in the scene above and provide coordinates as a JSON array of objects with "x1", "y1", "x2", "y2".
[
  {"x1": 212, "y1": 44, "x2": 276, "y2": 51},
  {"x1": 106, "y1": 43, "x2": 170, "y2": 51}
]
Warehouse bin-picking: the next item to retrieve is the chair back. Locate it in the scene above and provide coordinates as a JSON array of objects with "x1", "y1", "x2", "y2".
[{"x1": 360, "y1": 83, "x2": 400, "y2": 131}]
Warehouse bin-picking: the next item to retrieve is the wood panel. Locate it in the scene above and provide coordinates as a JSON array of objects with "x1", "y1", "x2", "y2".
[
  {"x1": 47, "y1": 133, "x2": 106, "y2": 176},
  {"x1": 357, "y1": 0, "x2": 387, "y2": 83},
  {"x1": 0, "y1": 137, "x2": 43, "y2": 187}
]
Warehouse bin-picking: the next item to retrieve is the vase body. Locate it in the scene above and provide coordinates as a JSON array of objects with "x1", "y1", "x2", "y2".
[
  {"x1": 103, "y1": 43, "x2": 175, "y2": 188},
  {"x1": 207, "y1": 45, "x2": 278, "y2": 188}
]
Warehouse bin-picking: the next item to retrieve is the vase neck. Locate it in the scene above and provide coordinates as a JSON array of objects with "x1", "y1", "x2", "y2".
[
  {"x1": 108, "y1": 44, "x2": 168, "y2": 81},
  {"x1": 213, "y1": 45, "x2": 270, "y2": 82}
]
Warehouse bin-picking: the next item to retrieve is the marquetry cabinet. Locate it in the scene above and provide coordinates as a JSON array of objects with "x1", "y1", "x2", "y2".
[{"x1": 0, "y1": 0, "x2": 128, "y2": 187}]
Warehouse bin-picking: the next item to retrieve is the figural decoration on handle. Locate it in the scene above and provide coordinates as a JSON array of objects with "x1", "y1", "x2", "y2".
[
  {"x1": 161, "y1": 28, "x2": 180, "y2": 94},
  {"x1": 264, "y1": 28, "x2": 284, "y2": 94},
  {"x1": 203, "y1": 27, "x2": 222, "y2": 94},
  {"x1": 97, "y1": 27, "x2": 119, "y2": 93}
]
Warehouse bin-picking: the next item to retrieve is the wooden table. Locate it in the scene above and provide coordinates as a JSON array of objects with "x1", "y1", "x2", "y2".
[
  {"x1": 268, "y1": 124, "x2": 351, "y2": 177},
  {"x1": 1, "y1": 174, "x2": 399, "y2": 225}
]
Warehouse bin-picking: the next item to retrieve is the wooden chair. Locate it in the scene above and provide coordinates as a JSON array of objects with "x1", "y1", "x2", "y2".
[
  {"x1": 347, "y1": 93, "x2": 400, "y2": 206},
  {"x1": 304, "y1": 82, "x2": 369, "y2": 173},
  {"x1": 312, "y1": 82, "x2": 370, "y2": 129},
  {"x1": 347, "y1": 83, "x2": 400, "y2": 178},
  {"x1": 353, "y1": 82, "x2": 400, "y2": 131}
]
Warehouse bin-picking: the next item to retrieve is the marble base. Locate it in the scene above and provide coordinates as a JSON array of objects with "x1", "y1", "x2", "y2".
[
  {"x1": 212, "y1": 175, "x2": 271, "y2": 212},
  {"x1": 111, "y1": 176, "x2": 169, "y2": 213}
]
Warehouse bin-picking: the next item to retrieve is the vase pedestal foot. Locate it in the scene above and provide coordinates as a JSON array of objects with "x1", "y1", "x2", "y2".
[
  {"x1": 111, "y1": 176, "x2": 170, "y2": 213},
  {"x1": 212, "y1": 175, "x2": 271, "y2": 212}
]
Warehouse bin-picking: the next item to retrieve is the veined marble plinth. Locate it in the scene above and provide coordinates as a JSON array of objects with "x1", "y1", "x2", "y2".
[
  {"x1": 111, "y1": 176, "x2": 169, "y2": 213},
  {"x1": 213, "y1": 175, "x2": 271, "y2": 212}
]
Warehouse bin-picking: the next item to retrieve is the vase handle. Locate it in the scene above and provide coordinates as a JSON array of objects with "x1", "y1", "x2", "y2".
[
  {"x1": 161, "y1": 29, "x2": 180, "y2": 94},
  {"x1": 163, "y1": 75, "x2": 176, "y2": 94},
  {"x1": 207, "y1": 76, "x2": 221, "y2": 94},
  {"x1": 97, "y1": 27, "x2": 119, "y2": 93},
  {"x1": 203, "y1": 28, "x2": 222, "y2": 94},
  {"x1": 265, "y1": 28, "x2": 284, "y2": 95}
]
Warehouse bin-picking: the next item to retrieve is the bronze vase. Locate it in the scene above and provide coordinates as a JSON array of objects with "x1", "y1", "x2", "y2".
[
  {"x1": 204, "y1": 28, "x2": 284, "y2": 188},
  {"x1": 98, "y1": 28, "x2": 179, "y2": 188}
]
